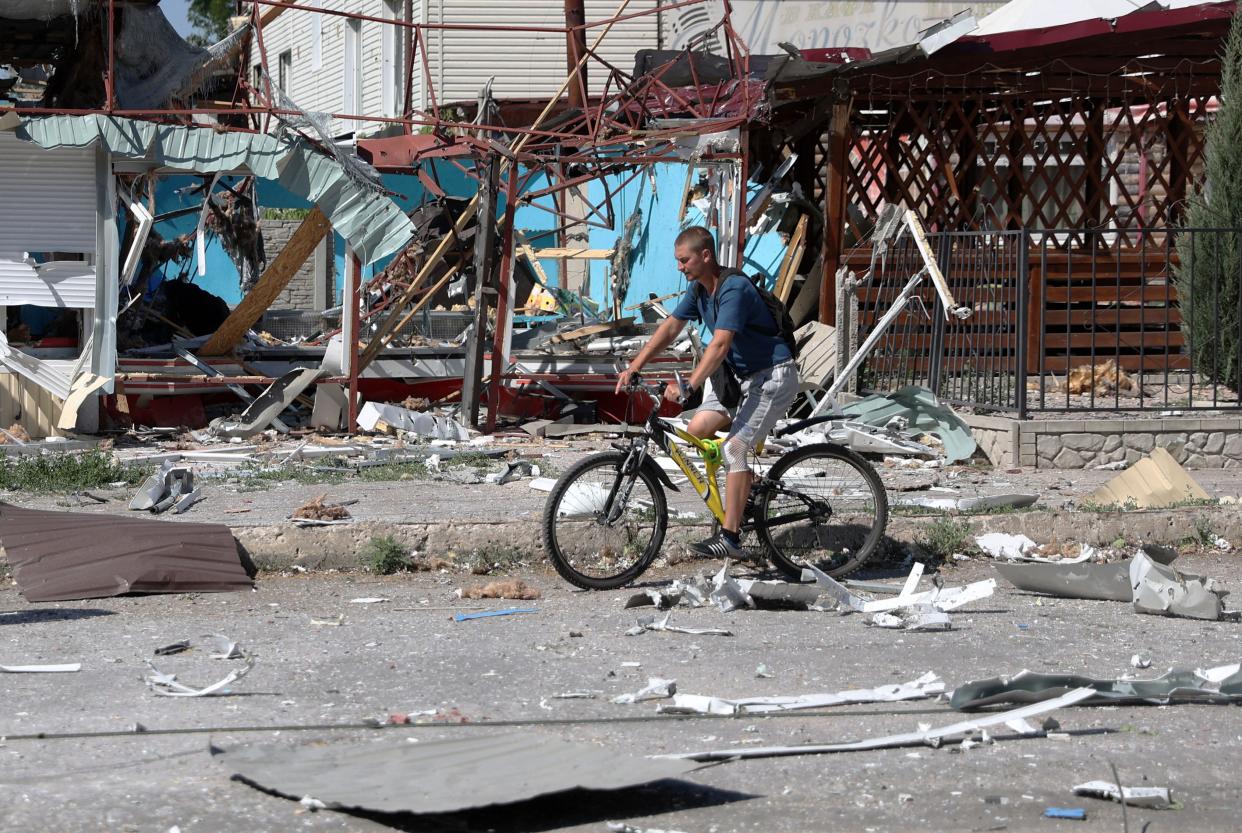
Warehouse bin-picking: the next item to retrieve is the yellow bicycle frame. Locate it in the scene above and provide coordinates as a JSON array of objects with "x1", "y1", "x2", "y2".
[{"x1": 661, "y1": 427, "x2": 727, "y2": 523}]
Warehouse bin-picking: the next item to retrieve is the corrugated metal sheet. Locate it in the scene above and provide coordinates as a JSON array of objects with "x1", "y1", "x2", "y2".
[
  {"x1": 0, "y1": 132, "x2": 97, "y2": 308},
  {"x1": 16, "y1": 115, "x2": 414, "y2": 266},
  {"x1": 217, "y1": 733, "x2": 700, "y2": 814},
  {"x1": 0, "y1": 503, "x2": 252, "y2": 602},
  {"x1": 427, "y1": 0, "x2": 659, "y2": 104}
]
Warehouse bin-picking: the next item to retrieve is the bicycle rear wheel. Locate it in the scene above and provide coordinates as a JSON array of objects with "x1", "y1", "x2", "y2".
[
  {"x1": 541, "y1": 451, "x2": 668, "y2": 590},
  {"x1": 754, "y1": 443, "x2": 888, "y2": 580}
]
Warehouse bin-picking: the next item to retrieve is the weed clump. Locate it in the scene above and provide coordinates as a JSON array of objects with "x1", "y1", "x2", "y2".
[
  {"x1": 916, "y1": 517, "x2": 974, "y2": 561},
  {"x1": 363, "y1": 535, "x2": 411, "y2": 575},
  {"x1": 0, "y1": 451, "x2": 146, "y2": 493}
]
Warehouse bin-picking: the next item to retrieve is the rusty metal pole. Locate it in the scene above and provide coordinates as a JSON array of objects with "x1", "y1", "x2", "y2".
[
  {"x1": 565, "y1": 0, "x2": 588, "y2": 111},
  {"x1": 106, "y1": 0, "x2": 116, "y2": 111},
  {"x1": 461, "y1": 159, "x2": 500, "y2": 428},
  {"x1": 486, "y1": 171, "x2": 521, "y2": 432},
  {"x1": 346, "y1": 248, "x2": 363, "y2": 429}
]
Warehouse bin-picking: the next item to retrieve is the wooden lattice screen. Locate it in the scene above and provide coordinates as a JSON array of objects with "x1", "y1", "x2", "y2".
[{"x1": 844, "y1": 93, "x2": 1212, "y2": 247}]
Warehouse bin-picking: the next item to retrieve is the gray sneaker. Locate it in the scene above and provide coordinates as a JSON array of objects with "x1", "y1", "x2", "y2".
[{"x1": 688, "y1": 531, "x2": 749, "y2": 560}]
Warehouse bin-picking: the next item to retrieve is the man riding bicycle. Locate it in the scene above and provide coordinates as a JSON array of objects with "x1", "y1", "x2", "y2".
[{"x1": 615, "y1": 226, "x2": 799, "y2": 560}]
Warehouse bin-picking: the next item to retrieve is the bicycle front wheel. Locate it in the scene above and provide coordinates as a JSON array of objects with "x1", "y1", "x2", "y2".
[
  {"x1": 754, "y1": 443, "x2": 888, "y2": 580},
  {"x1": 541, "y1": 451, "x2": 668, "y2": 590}
]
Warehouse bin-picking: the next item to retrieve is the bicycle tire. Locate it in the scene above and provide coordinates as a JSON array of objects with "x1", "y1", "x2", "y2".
[
  {"x1": 541, "y1": 451, "x2": 668, "y2": 590},
  {"x1": 754, "y1": 443, "x2": 888, "y2": 581}
]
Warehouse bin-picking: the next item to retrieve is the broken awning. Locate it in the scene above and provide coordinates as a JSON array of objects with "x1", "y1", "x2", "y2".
[{"x1": 14, "y1": 115, "x2": 414, "y2": 266}]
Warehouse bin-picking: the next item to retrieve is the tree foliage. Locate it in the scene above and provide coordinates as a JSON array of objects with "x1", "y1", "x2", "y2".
[
  {"x1": 1177, "y1": 12, "x2": 1242, "y2": 390},
  {"x1": 188, "y1": 0, "x2": 236, "y2": 45}
]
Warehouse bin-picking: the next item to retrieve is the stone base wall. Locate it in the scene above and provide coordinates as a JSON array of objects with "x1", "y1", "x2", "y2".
[
  {"x1": 257, "y1": 218, "x2": 334, "y2": 311},
  {"x1": 963, "y1": 414, "x2": 1242, "y2": 469}
]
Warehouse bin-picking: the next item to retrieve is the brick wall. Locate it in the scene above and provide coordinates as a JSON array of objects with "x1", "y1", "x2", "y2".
[{"x1": 257, "y1": 218, "x2": 334, "y2": 311}]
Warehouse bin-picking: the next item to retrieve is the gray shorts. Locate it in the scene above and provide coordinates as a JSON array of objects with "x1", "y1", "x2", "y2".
[{"x1": 694, "y1": 359, "x2": 799, "y2": 449}]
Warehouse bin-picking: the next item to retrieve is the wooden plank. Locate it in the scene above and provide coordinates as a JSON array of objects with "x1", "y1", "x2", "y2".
[
  {"x1": 1042, "y1": 308, "x2": 1182, "y2": 326},
  {"x1": 200, "y1": 207, "x2": 331, "y2": 356},
  {"x1": 1043, "y1": 332, "x2": 1185, "y2": 349},
  {"x1": 774, "y1": 214, "x2": 808, "y2": 305},
  {"x1": 531, "y1": 247, "x2": 614, "y2": 260},
  {"x1": 1043, "y1": 286, "x2": 1177, "y2": 303}
]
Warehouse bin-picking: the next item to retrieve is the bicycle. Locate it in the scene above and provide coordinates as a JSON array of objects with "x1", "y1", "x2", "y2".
[{"x1": 541, "y1": 376, "x2": 889, "y2": 590}]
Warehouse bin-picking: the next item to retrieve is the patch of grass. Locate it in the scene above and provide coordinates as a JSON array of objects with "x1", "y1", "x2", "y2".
[
  {"x1": 457, "y1": 543, "x2": 528, "y2": 575},
  {"x1": 916, "y1": 517, "x2": 975, "y2": 561},
  {"x1": 362, "y1": 535, "x2": 410, "y2": 575},
  {"x1": 1080, "y1": 496, "x2": 1219, "y2": 513},
  {"x1": 0, "y1": 451, "x2": 147, "y2": 493},
  {"x1": 1185, "y1": 515, "x2": 1219, "y2": 548}
]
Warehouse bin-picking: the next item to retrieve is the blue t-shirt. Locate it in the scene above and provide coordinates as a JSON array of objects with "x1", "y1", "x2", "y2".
[{"x1": 671, "y1": 269, "x2": 792, "y2": 378}]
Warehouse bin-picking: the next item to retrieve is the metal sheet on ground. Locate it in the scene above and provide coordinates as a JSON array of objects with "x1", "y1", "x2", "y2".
[
  {"x1": 215, "y1": 733, "x2": 701, "y2": 815},
  {"x1": 0, "y1": 502, "x2": 251, "y2": 602},
  {"x1": 993, "y1": 560, "x2": 1135, "y2": 602}
]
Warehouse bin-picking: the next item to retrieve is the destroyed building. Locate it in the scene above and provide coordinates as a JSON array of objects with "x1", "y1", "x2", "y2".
[{"x1": 0, "y1": 0, "x2": 1236, "y2": 470}]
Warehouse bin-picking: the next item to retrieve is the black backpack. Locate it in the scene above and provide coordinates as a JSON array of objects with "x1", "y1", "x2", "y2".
[{"x1": 715, "y1": 268, "x2": 800, "y2": 359}]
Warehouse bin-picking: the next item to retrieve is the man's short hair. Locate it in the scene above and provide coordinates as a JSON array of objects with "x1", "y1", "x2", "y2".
[{"x1": 675, "y1": 226, "x2": 716, "y2": 259}]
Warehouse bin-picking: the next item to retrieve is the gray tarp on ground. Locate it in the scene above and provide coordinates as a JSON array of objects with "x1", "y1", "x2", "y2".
[
  {"x1": 214, "y1": 733, "x2": 700, "y2": 815},
  {"x1": 840, "y1": 386, "x2": 977, "y2": 462},
  {"x1": 15, "y1": 115, "x2": 414, "y2": 265},
  {"x1": 950, "y1": 664, "x2": 1242, "y2": 710}
]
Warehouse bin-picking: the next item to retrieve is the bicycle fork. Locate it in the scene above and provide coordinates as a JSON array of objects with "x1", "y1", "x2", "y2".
[{"x1": 601, "y1": 441, "x2": 648, "y2": 526}]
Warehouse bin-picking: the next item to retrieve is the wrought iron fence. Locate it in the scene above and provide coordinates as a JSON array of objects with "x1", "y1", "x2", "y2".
[
  {"x1": 854, "y1": 227, "x2": 1242, "y2": 415},
  {"x1": 854, "y1": 229, "x2": 1028, "y2": 414}
]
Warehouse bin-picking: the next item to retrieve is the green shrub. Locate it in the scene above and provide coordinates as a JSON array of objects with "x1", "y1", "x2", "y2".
[{"x1": 363, "y1": 535, "x2": 410, "y2": 575}]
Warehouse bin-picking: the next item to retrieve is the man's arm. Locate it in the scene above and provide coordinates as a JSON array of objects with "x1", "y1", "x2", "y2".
[
  {"x1": 615, "y1": 315, "x2": 688, "y2": 393},
  {"x1": 663, "y1": 328, "x2": 733, "y2": 402}
]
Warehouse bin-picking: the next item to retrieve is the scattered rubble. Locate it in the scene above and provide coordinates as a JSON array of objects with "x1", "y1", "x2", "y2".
[
  {"x1": 657, "y1": 672, "x2": 943, "y2": 716},
  {"x1": 1072, "y1": 779, "x2": 1173, "y2": 809},
  {"x1": 662, "y1": 687, "x2": 1097, "y2": 761},
  {"x1": 144, "y1": 635, "x2": 254, "y2": 697},
  {"x1": 950, "y1": 663, "x2": 1242, "y2": 709},
  {"x1": 459, "y1": 579, "x2": 541, "y2": 600},
  {"x1": 290, "y1": 493, "x2": 352, "y2": 522}
]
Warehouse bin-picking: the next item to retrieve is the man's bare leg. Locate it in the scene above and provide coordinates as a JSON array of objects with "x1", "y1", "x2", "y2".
[
  {"x1": 724, "y1": 469, "x2": 750, "y2": 535},
  {"x1": 685, "y1": 409, "x2": 731, "y2": 439}
]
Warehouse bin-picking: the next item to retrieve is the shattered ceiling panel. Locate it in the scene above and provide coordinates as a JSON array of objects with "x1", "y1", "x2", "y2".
[
  {"x1": 14, "y1": 115, "x2": 414, "y2": 266},
  {"x1": 216, "y1": 733, "x2": 700, "y2": 815}
]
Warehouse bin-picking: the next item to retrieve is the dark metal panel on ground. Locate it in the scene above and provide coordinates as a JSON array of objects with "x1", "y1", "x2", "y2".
[
  {"x1": 950, "y1": 665, "x2": 1242, "y2": 711},
  {"x1": 0, "y1": 503, "x2": 251, "y2": 602},
  {"x1": 214, "y1": 733, "x2": 700, "y2": 815}
]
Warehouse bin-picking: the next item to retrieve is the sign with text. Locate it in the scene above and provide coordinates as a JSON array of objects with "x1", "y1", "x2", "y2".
[{"x1": 664, "y1": 0, "x2": 1003, "y2": 54}]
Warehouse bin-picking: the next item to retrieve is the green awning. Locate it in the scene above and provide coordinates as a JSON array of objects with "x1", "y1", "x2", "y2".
[{"x1": 16, "y1": 114, "x2": 413, "y2": 265}]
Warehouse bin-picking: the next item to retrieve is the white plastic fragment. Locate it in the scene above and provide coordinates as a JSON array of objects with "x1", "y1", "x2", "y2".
[
  {"x1": 975, "y1": 533, "x2": 1040, "y2": 561},
  {"x1": 0, "y1": 663, "x2": 81, "y2": 673},
  {"x1": 628, "y1": 612, "x2": 732, "y2": 637},
  {"x1": 1073, "y1": 780, "x2": 1173, "y2": 809},
  {"x1": 658, "y1": 672, "x2": 944, "y2": 716},
  {"x1": 612, "y1": 677, "x2": 677, "y2": 705},
  {"x1": 661, "y1": 686, "x2": 1097, "y2": 761},
  {"x1": 350, "y1": 597, "x2": 390, "y2": 604},
  {"x1": 709, "y1": 563, "x2": 754, "y2": 612},
  {"x1": 144, "y1": 635, "x2": 254, "y2": 697},
  {"x1": 800, "y1": 564, "x2": 868, "y2": 612}
]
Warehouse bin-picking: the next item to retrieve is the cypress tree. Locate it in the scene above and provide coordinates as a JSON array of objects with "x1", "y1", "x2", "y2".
[{"x1": 1177, "y1": 12, "x2": 1242, "y2": 390}]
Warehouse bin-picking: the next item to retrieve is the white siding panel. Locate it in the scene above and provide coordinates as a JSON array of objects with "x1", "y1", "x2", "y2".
[
  {"x1": 0, "y1": 132, "x2": 97, "y2": 309},
  {"x1": 430, "y1": 1, "x2": 659, "y2": 103},
  {"x1": 0, "y1": 132, "x2": 96, "y2": 254}
]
